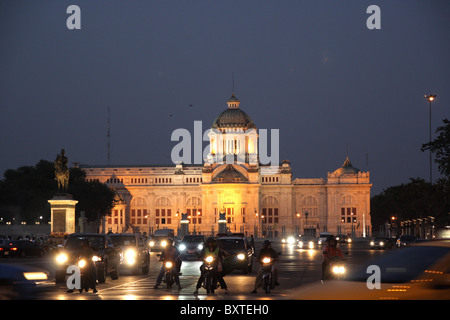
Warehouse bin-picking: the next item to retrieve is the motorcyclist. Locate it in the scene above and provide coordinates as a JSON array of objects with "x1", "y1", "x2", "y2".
[
  {"x1": 67, "y1": 238, "x2": 97, "y2": 293},
  {"x1": 153, "y1": 238, "x2": 182, "y2": 290},
  {"x1": 321, "y1": 235, "x2": 343, "y2": 281},
  {"x1": 193, "y1": 237, "x2": 229, "y2": 294},
  {"x1": 251, "y1": 240, "x2": 279, "y2": 293}
]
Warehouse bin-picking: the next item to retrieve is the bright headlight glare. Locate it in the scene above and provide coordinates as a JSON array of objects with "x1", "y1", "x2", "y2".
[
  {"x1": 370, "y1": 241, "x2": 375, "y2": 246},
  {"x1": 179, "y1": 244, "x2": 186, "y2": 251},
  {"x1": 287, "y1": 237, "x2": 295, "y2": 244},
  {"x1": 308, "y1": 241, "x2": 314, "y2": 249},
  {"x1": 332, "y1": 266, "x2": 345, "y2": 274},
  {"x1": 24, "y1": 272, "x2": 48, "y2": 281},
  {"x1": 198, "y1": 244, "x2": 204, "y2": 250},
  {"x1": 165, "y1": 261, "x2": 173, "y2": 268},
  {"x1": 125, "y1": 249, "x2": 137, "y2": 258},
  {"x1": 237, "y1": 253, "x2": 245, "y2": 260},
  {"x1": 78, "y1": 259, "x2": 87, "y2": 268},
  {"x1": 150, "y1": 241, "x2": 155, "y2": 246},
  {"x1": 262, "y1": 257, "x2": 271, "y2": 264},
  {"x1": 205, "y1": 256, "x2": 214, "y2": 263},
  {"x1": 161, "y1": 240, "x2": 167, "y2": 247},
  {"x1": 380, "y1": 242, "x2": 384, "y2": 246},
  {"x1": 92, "y1": 255, "x2": 101, "y2": 262},
  {"x1": 56, "y1": 253, "x2": 68, "y2": 264}
]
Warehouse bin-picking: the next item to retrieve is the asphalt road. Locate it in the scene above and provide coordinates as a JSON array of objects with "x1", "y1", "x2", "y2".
[{"x1": 1, "y1": 238, "x2": 390, "y2": 301}]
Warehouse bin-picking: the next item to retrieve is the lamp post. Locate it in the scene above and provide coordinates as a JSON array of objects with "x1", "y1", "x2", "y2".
[{"x1": 425, "y1": 94, "x2": 436, "y2": 183}]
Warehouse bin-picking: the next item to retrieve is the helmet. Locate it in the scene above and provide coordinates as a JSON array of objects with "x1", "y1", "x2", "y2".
[
  {"x1": 263, "y1": 240, "x2": 271, "y2": 247},
  {"x1": 206, "y1": 237, "x2": 217, "y2": 247}
]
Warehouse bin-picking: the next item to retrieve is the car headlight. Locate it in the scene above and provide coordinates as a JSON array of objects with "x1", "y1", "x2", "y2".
[
  {"x1": 161, "y1": 240, "x2": 167, "y2": 247},
  {"x1": 379, "y1": 242, "x2": 384, "y2": 246},
  {"x1": 370, "y1": 241, "x2": 375, "y2": 246},
  {"x1": 23, "y1": 272, "x2": 48, "y2": 281},
  {"x1": 92, "y1": 255, "x2": 101, "y2": 262},
  {"x1": 298, "y1": 241, "x2": 304, "y2": 248},
  {"x1": 308, "y1": 241, "x2": 314, "y2": 249},
  {"x1": 149, "y1": 241, "x2": 155, "y2": 247},
  {"x1": 347, "y1": 238, "x2": 352, "y2": 243},
  {"x1": 237, "y1": 253, "x2": 245, "y2": 260},
  {"x1": 125, "y1": 249, "x2": 137, "y2": 264},
  {"x1": 197, "y1": 244, "x2": 204, "y2": 250},
  {"x1": 56, "y1": 253, "x2": 68, "y2": 264},
  {"x1": 179, "y1": 244, "x2": 186, "y2": 251},
  {"x1": 287, "y1": 237, "x2": 295, "y2": 244}
]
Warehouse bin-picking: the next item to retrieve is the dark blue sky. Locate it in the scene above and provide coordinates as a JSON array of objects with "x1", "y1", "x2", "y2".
[{"x1": 1, "y1": 0, "x2": 449, "y2": 195}]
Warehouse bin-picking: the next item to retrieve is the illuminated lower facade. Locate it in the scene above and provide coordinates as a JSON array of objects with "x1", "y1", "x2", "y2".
[{"x1": 82, "y1": 94, "x2": 372, "y2": 238}]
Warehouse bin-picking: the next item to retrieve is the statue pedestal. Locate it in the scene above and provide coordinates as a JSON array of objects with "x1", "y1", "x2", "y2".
[{"x1": 48, "y1": 194, "x2": 78, "y2": 235}]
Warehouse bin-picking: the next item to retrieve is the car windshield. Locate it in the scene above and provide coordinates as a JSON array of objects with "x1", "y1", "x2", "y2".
[
  {"x1": 373, "y1": 237, "x2": 386, "y2": 241},
  {"x1": 182, "y1": 236, "x2": 204, "y2": 243},
  {"x1": 217, "y1": 239, "x2": 244, "y2": 252},
  {"x1": 65, "y1": 236, "x2": 105, "y2": 250},
  {"x1": 111, "y1": 236, "x2": 136, "y2": 246},
  {"x1": 350, "y1": 246, "x2": 449, "y2": 283}
]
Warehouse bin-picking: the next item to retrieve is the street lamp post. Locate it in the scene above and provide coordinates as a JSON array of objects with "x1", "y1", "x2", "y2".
[{"x1": 425, "y1": 94, "x2": 436, "y2": 183}]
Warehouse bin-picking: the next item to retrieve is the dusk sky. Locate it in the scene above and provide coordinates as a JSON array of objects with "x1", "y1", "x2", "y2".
[{"x1": 1, "y1": 0, "x2": 449, "y2": 195}]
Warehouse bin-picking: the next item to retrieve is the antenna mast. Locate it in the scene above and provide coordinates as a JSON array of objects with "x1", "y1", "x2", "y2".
[{"x1": 107, "y1": 106, "x2": 111, "y2": 166}]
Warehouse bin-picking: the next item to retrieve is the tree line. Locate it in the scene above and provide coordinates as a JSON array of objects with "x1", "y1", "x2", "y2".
[
  {"x1": 371, "y1": 118, "x2": 450, "y2": 231},
  {"x1": 0, "y1": 160, "x2": 115, "y2": 226}
]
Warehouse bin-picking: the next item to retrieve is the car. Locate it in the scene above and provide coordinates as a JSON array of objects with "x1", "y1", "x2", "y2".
[
  {"x1": 0, "y1": 240, "x2": 45, "y2": 258},
  {"x1": 397, "y1": 235, "x2": 418, "y2": 248},
  {"x1": 318, "y1": 232, "x2": 332, "y2": 246},
  {"x1": 290, "y1": 240, "x2": 450, "y2": 300},
  {"x1": 149, "y1": 229, "x2": 175, "y2": 252},
  {"x1": 216, "y1": 236, "x2": 254, "y2": 274},
  {"x1": 0, "y1": 263, "x2": 53, "y2": 299},
  {"x1": 54, "y1": 233, "x2": 121, "y2": 284},
  {"x1": 177, "y1": 235, "x2": 205, "y2": 260},
  {"x1": 336, "y1": 235, "x2": 351, "y2": 244},
  {"x1": 370, "y1": 237, "x2": 394, "y2": 250},
  {"x1": 297, "y1": 236, "x2": 319, "y2": 249},
  {"x1": 110, "y1": 233, "x2": 150, "y2": 274}
]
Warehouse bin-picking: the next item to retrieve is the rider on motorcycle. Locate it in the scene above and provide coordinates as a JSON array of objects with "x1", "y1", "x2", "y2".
[
  {"x1": 193, "y1": 237, "x2": 229, "y2": 294},
  {"x1": 321, "y1": 235, "x2": 343, "y2": 281},
  {"x1": 153, "y1": 238, "x2": 182, "y2": 290},
  {"x1": 67, "y1": 238, "x2": 97, "y2": 293},
  {"x1": 250, "y1": 240, "x2": 279, "y2": 293}
]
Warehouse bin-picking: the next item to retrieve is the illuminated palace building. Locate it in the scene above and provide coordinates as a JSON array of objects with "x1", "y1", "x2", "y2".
[{"x1": 82, "y1": 94, "x2": 372, "y2": 238}]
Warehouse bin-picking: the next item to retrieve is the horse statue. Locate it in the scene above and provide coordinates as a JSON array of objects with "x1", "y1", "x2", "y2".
[{"x1": 54, "y1": 149, "x2": 69, "y2": 192}]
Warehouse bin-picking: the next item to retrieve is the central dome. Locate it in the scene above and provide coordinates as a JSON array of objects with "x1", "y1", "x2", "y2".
[{"x1": 211, "y1": 94, "x2": 257, "y2": 131}]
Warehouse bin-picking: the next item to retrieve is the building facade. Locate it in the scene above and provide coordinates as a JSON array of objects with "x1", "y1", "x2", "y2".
[{"x1": 82, "y1": 94, "x2": 372, "y2": 238}]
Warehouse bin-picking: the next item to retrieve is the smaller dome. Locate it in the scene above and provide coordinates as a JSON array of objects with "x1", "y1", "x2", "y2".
[
  {"x1": 212, "y1": 165, "x2": 248, "y2": 183},
  {"x1": 332, "y1": 157, "x2": 361, "y2": 176}
]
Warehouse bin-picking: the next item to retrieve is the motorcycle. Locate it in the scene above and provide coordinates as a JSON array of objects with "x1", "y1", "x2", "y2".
[
  {"x1": 163, "y1": 260, "x2": 176, "y2": 289},
  {"x1": 261, "y1": 257, "x2": 274, "y2": 294},
  {"x1": 202, "y1": 255, "x2": 218, "y2": 294}
]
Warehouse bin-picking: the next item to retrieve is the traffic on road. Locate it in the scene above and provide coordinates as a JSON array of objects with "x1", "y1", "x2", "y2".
[{"x1": 0, "y1": 232, "x2": 449, "y2": 301}]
